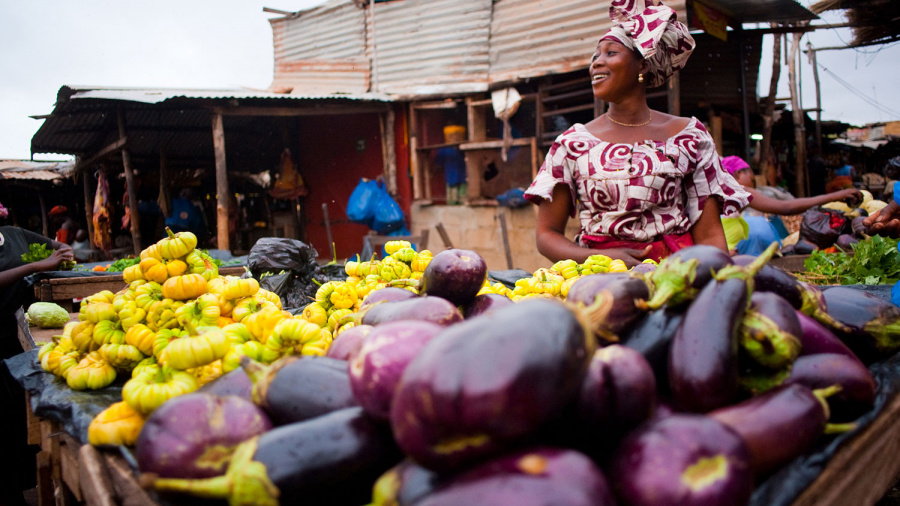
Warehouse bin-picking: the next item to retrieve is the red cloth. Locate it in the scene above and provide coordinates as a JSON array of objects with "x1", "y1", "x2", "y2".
[
  {"x1": 580, "y1": 232, "x2": 695, "y2": 263},
  {"x1": 55, "y1": 228, "x2": 71, "y2": 245}
]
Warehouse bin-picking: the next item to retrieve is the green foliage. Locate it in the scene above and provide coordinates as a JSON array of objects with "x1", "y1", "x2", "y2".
[
  {"x1": 21, "y1": 243, "x2": 53, "y2": 263},
  {"x1": 106, "y1": 257, "x2": 140, "y2": 272},
  {"x1": 803, "y1": 235, "x2": 900, "y2": 285}
]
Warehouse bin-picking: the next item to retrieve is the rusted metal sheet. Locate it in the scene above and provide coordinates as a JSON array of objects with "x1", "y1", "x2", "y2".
[
  {"x1": 489, "y1": 0, "x2": 686, "y2": 85},
  {"x1": 368, "y1": 0, "x2": 492, "y2": 96},
  {"x1": 270, "y1": 1, "x2": 369, "y2": 93},
  {"x1": 0, "y1": 160, "x2": 75, "y2": 181}
]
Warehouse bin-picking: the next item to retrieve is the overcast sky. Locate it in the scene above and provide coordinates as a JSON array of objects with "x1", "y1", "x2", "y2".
[{"x1": 1, "y1": 0, "x2": 898, "y2": 161}]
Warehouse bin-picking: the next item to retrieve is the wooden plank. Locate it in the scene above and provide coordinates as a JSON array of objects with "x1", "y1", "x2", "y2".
[
  {"x1": 78, "y1": 446, "x2": 117, "y2": 506},
  {"x1": 17, "y1": 307, "x2": 37, "y2": 351},
  {"x1": 26, "y1": 395, "x2": 42, "y2": 446},
  {"x1": 792, "y1": 392, "x2": 900, "y2": 506},
  {"x1": 74, "y1": 137, "x2": 127, "y2": 174},
  {"x1": 212, "y1": 104, "x2": 390, "y2": 116},
  {"x1": 212, "y1": 112, "x2": 230, "y2": 251},
  {"x1": 83, "y1": 171, "x2": 95, "y2": 249},
  {"x1": 458, "y1": 138, "x2": 535, "y2": 151},
  {"x1": 60, "y1": 433, "x2": 83, "y2": 502},
  {"x1": 36, "y1": 451, "x2": 53, "y2": 506},
  {"x1": 38, "y1": 278, "x2": 127, "y2": 304},
  {"x1": 103, "y1": 453, "x2": 158, "y2": 506}
]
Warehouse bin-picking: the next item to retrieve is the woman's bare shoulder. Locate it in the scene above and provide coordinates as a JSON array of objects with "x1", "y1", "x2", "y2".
[{"x1": 654, "y1": 113, "x2": 694, "y2": 136}]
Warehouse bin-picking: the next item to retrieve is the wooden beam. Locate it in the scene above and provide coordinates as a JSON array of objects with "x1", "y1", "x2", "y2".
[
  {"x1": 75, "y1": 137, "x2": 127, "y2": 173},
  {"x1": 38, "y1": 192, "x2": 48, "y2": 238},
  {"x1": 408, "y1": 104, "x2": 422, "y2": 200},
  {"x1": 118, "y1": 109, "x2": 142, "y2": 255},
  {"x1": 211, "y1": 104, "x2": 389, "y2": 117},
  {"x1": 788, "y1": 32, "x2": 807, "y2": 197},
  {"x1": 459, "y1": 138, "x2": 535, "y2": 151},
  {"x1": 83, "y1": 167, "x2": 95, "y2": 249},
  {"x1": 466, "y1": 97, "x2": 487, "y2": 203},
  {"x1": 212, "y1": 113, "x2": 230, "y2": 251},
  {"x1": 412, "y1": 100, "x2": 460, "y2": 110},
  {"x1": 380, "y1": 110, "x2": 397, "y2": 195}
]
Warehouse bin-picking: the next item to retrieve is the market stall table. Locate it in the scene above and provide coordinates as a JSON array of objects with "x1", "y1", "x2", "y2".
[{"x1": 10, "y1": 287, "x2": 900, "y2": 506}]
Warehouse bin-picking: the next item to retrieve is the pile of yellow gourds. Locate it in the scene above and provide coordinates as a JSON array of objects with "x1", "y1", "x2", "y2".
[{"x1": 38, "y1": 228, "x2": 346, "y2": 446}]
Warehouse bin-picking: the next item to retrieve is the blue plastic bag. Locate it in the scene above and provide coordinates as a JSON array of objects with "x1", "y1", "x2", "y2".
[
  {"x1": 346, "y1": 178, "x2": 380, "y2": 226},
  {"x1": 372, "y1": 182, "x2": 406, "y2": 234}
]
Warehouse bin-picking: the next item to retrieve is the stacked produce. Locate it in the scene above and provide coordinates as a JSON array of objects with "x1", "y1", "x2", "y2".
[{"x1": 123, "y1": 243, "x2": 900, "y2": 506}]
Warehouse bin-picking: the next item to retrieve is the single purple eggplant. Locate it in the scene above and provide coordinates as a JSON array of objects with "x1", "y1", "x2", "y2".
[
  {"x1": 390, "y1": 298, "x2": 596, "y2": 472},
  {"x1": 369, "y1": 458, "x2": 442, "y2": 506},
  {"x1": 360, "y1": 287, "x2": 420, "y2": 310},
  {"x1": 327, "y1": 324, "x2": 374, "y2": 361},
  {"x1": 609, "y1": 414, "x2": 753, "y2": 506},
  {"x1": 146, "y1": 407, "x2": 402, "y2": 506},
  {"x1": 621, "y1": 306, "x2": 685, "y2": 391},
  {"x1": 642, "y1": 244, "x2": 734, "y2": 309},
  {"x1": 565, "y1": 273, "x2": 651, "y2": 342},
  {"x1": 413, "y1": 446, "x2": 617, "y2": 506},
  {"x1": 669, "y1": 277, "x2": 747, "y2": 412},
  {"x1": 420, "y1": 248, "x2": 488, "y2": 306},
  {"x1": 462, "y1": 292, "x2": 514, "y2": 318},
  {"x1": 350, "y1": 321, "x2": 444, "y2": 420},
  {"x1": 361, "y1": 296, "x2": 464, "y2": 327},
  {"x1": 784, "y1": 353, "x2": 876, "y2": 419},
  {"x1": 136, "y1": 393, "x2": 273, "y2": 479},
  {"x1": 710, "y1": 384, "x2": 838, "y2": 477},
  {"x1": 197, "y1": 367, "x2": 253, "y2": 401},
  {"x1": 739, "y1": 292, "x2": 802, "y2": 370},
  {"x1": 243, "y1": 355, "x2": 358, "y2": 425},
  {"x1": 822, "y1": 286, "x2": 900, "y2": 360},
  {"x1": 796, "y1": 311, "x2": 862, "y2": 364},
  {"x1": 576, "y1": 345, "x2": 656, "y2": 434}
]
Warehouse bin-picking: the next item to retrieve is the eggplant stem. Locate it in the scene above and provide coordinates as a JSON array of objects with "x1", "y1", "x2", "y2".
[
  {"x1": 715, "y1": 242, "x2": 779, "y2": 282},
  {"x1": 825, "y1": 422, "x2": 858, "y2": 434},
  {"x1": 240, "y1": 356, "x2": 268, "y2": 384},
  {"x1": 643, "y1": 258, "x2": 699, "y2": 309},
  {"x1": 580, "y1": 291, "x2": 620, "y2": 343},
  {"x1": 812, "y1": 384, "x2": 843, "y2": 420},
  {"x1": 864, "y1": 319, "x2": 900, "y2": 354},
  {"x1": 150, "y1": 474, "x2": 233, "y2": 499}
]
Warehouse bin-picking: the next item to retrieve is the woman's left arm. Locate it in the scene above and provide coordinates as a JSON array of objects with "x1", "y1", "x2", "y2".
[{"x1": 690, "y1": 197, "x2": 728, "y2": 252}]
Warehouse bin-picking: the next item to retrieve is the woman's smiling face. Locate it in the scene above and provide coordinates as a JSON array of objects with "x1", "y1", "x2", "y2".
[{"x1": 590, "y1": 40, "x2": 645, "y2": 101}]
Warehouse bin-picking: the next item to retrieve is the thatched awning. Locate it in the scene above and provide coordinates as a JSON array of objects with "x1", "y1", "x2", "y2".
[{"x1": 811, "y1": 0, "x2": 900, "y2": 47}]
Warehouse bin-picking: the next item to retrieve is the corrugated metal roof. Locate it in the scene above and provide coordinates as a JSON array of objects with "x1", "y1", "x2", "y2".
[
  {"x1": 369, "y1": 0, "x2": 493, "y2": 96},
  {"x1": 0, "y1": 160, "x2": 75, "y2": 181},
  {"x1": 270, "y1": 1, "x2": 371, "y2": 93},
  {"x1": 702, "y1": 0, "x2": 816, "y2": 23},
  {"x1": 55, "y1": 85, "x2": 391, "y2": 104}
]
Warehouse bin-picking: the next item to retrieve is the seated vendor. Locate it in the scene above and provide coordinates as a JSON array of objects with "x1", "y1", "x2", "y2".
[
  {"x1": 722, "y1": 156, "x2": 860, "y2": 255},
  {"x1": 525, "y1": 0, "x2": 750, "y2": 267}
]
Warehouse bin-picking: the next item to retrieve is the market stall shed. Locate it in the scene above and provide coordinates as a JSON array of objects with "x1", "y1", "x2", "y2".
[
  {"x1": 30, "y1": 86, "x2": 404, "y2": 259},
  {"x1": 0, "y1": 159, "x2": 77, "y2": 237},
  {"x1": 267, "y1": 0, "x2": 817, "y2": 270}
]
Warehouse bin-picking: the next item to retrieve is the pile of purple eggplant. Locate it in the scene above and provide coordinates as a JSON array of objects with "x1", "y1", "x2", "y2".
[{"x1": 137, "y1": 245, "x2": 900, "y2": 506}]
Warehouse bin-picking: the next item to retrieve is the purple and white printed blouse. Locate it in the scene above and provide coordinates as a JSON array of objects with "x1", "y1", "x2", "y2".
[{"x1": 524, "y1": 118, "x2": 751, "y2": 243}]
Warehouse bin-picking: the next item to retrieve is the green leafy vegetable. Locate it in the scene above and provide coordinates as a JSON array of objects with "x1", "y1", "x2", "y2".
[
  {"x1": 21, "y1": 243, "x2": 53, "y2": 263},
  {"x1": 803, "y1": 235, "x2": 900, "y2": 285},
  {"x1": 105, "y1": 257, "x2": 140, "y2": 272}
]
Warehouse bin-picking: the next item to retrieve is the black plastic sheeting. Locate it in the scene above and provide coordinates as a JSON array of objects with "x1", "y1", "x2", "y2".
[{"x1": 4, "y1": 349, "x2": 121, "y2": 445}]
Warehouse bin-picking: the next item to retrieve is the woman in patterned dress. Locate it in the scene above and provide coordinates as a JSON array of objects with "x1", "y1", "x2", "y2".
[{"x1": 524, "y1": 0, "x2": 751, "y2": 267}]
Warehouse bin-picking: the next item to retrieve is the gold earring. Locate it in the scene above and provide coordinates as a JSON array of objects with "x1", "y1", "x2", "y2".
[{"x1": 638, "y1": 73, "x2": 644, "y2": 83}]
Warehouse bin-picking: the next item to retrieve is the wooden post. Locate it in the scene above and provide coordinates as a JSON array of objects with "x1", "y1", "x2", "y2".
[
  {"x1": 807, "y1": 42, "x2": 823, "y2": 157},
  {"x1": 158, "y1": 150, "x2": 171, "y2": 219},
  {"x1": 83, "y1": 168, "x2": 94, "y2": 248},
  {"x1": 465, "y1": 97, "x2": 487, "y2": 203},
  {"x1": 409, "y1": 104, "x2": 422, "y2": 200},
  {"x1": 788, "y1": 31, "x2": 807, "y2": 197},
  {"x1": 322, "y1": 203, "x2": 335, "y2": 260},
  {"x1": 212, "y1": 112, "x2": 230, "y2": 251},
  {"x1": 498, "y1": 210, "x2": 513, "y2": 269},
  {"x1": 38, "y1": 191, "x2": 48, "y2": 238},
  {"x1": 117, "y1": 109, "x2": 142, "y2": 255},
  {"x1": 761, "y1": 27, "x2": 782, "y2": 186},
  {"x1": 667, "y1": 72, "x2": 681, "y2": 116},
  {"x1": 380, "y1": 110, "x2": 397, "y2": 195}
]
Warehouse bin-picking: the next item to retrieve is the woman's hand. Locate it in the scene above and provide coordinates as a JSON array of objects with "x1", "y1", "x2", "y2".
[
  {"x1": 593, "y1": 247, "x2": 651, "y2": 267},
  {"x1": 863, "y1": 201, "x2": 900, "y2": 238},
  {"x1": 834, "y1": 188, "x2": 863, "y2": 206}
]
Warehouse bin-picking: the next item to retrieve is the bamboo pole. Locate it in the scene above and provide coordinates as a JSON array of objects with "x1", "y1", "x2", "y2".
[
  {"x1": 807, "y1": 43, "x2": 823, "y2": 157},
  {"x1": 212, "y1": 112, "x2": 230, "y2": 251},
  {"x1": 760, "y1": 26, "x2": 782, "y2": 186},
  {"x1": 788, "y1": 31, "x2": 807, "y2": 197},
  {"x1": 117, "y1": 109, "x2": 142, "y2": 255},
  {"x1": 38, "y1": 192, "x2": 48, "y2": 238}
]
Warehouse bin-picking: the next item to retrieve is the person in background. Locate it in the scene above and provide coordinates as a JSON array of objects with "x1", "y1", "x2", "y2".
[
  {"x1": 825, "y1": 164, "x2": 855, "y2": 193},
  {"x1": 0, "y1": 225, "x2": 73, "y2": 506},
  {"x1": 49, "y1": 205, "x2": 78, "y2": 245},
  {"x1": 165, "y1": 188, "x2": 207, "y2": 239},
  {"x1": 434, "y1": 125, "x2": 468, "y2": 205},
  {"x1": 863, "y1": 184, "x2": 900, "y2": 306},
  {"x1": 722, "y1": 156, "x2": 860, "y2": 255},
  {"x1": 525, "y1": 0, "x2": 750, "y2": 266}
]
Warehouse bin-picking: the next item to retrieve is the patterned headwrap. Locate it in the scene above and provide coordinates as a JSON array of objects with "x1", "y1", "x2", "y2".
[{"x1": 600, "y1": 0, "x2": 696, "y2": 88}]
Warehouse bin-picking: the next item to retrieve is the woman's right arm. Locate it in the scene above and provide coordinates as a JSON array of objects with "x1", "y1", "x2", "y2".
[
  {"x1": 748, "y1": 187, "x2": 861, "y2": 215},
  {"x1": 535, "y1": 184, "x2": 648, "y2": 266},
  {"x1": 0, "y1": 248, "x2": 73, "y2": 291}
]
